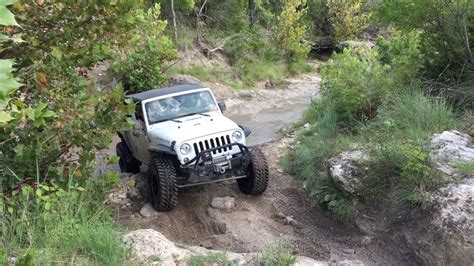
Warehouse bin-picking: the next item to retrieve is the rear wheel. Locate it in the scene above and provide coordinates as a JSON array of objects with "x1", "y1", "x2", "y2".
[
  {"x1": 237, "y1": 146, "x2": 269, "y2": 195},
  {"x1": 148, "y1": 155, "x2": 178, "y2": 211},
  {"x1": 116, "y1": 142, "x2": 141, "y2": 174}
]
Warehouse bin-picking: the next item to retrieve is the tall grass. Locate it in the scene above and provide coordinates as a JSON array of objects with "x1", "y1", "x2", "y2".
[
  {"x1": 376, "y1": 89, "x2": 458, "y2": 140},
  {"x1": 282, "y1": 99, "x2": 356, "y2": 220},
  {"x1": 1, "y1": 170, "x2": 128, "y2": 265},
  {"x1": 259, "y1": 239, "x2": 296, "y2": 266},
  {"x1": 360, "y1": 89, "x2": 457, "y2": 204}
]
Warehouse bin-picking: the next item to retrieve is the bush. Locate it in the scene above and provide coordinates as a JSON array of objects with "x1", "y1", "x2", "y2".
[
  {"x1": 321, "y1": 47, "x2": 390, "y2": 121},
  {"x1": 377, "y1": 30, "x2": 424, "y2": 84}
]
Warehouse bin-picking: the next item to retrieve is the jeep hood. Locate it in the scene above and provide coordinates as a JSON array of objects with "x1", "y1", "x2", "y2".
[{"x1": 147, "y1": 114, "x2": 240, "y2": 145}]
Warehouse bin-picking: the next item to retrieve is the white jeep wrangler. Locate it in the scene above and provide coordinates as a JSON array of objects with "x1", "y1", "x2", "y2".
[{"x1": 116, "y1": 84, "x2": 269, "y2": 211}]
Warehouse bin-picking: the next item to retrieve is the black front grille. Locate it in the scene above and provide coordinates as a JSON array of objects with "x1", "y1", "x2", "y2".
[{"x1": 193, "y1": 135, "x2": 232, "y2": 155}]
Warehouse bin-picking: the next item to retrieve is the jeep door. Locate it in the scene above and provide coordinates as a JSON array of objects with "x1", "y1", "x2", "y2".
[{"x1": 128, "y1": 104, "x2": 151, "y2": 164}]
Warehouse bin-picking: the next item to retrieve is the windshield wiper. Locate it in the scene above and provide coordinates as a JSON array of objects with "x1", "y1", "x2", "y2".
[
  {"x1": 187, "y1": 112, "x2": 210, "y2": 117},
  {"x1": 175, "y1": 112, "x2": 210, "y2": 119}
]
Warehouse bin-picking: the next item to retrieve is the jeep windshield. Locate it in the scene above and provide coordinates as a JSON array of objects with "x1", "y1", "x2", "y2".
[{"x1": 145, "y1": 91, "x2": 218, "y2": 124}]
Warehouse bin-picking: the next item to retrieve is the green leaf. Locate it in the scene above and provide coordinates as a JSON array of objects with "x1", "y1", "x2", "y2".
[
  {"x1": 44, "y1": 201, "x2": 51, "y2": 211},
  {"x1": 0, "y1": 110, "x2": 12, "y2": 123},
  {"x1": 13, "y1": 144, "x2": 23, "y2": 155},
  {"x1": 42, "y1": 110, "x2": 55, "y2": 118},
  {"x1": 51, "y1": 47, "x2": 62, "y2": 60},
  {"x1": 0, "y1": 59, "x2": 22, "y2": 99},
  {"x1": 0, "y1": 5, "x2": 19, "y2": 26}
]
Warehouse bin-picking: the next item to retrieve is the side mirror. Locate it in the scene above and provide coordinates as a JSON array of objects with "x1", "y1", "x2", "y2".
[{"x1": 218, "y1": 101, "x2": 226, "y2": 112}]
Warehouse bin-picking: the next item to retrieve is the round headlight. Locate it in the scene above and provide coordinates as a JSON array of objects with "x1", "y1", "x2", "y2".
[
  {"x1": 179, "y1": 143, "x2": 192, "y2": 155},
  {"x1": 232, "y1": 130, "x2": 243, "y2": 142}
]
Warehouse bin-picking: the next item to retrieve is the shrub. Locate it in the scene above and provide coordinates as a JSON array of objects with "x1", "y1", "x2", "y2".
[
  {"x1": 321, "y1": 47, "x2": 390, "y2": 121},
  {"x1": 377, "y1": 30, "x2": 424, "y2": 84}
]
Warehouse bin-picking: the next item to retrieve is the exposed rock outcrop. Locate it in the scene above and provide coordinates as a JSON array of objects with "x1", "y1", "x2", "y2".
[
  {"x1": 430, "y1": 130, "x2": 474, "y2": 178},
  {"x1": 328, "y1": 150, "x2": 370, "y2": 195},
  {"x1": 122, "y1": 229, "x2": 328, "y2": 265},
  {"x1": 328, "y1": 131, "x2": 474, "y2": 265}
]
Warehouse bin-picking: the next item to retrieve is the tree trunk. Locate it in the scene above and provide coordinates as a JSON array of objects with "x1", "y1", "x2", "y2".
[
  {"x1": 248, "y1": 0, "x2": 256, "y2": 27},
  {"x1": 171, "y1": 0, "x2": 178, "y2": 41}
]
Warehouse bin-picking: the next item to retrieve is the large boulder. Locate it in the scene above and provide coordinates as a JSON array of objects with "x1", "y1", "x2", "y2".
[
  {"x1": 430, "y1": 130, "x2": 474, "y2": 178},
  {"x1": 401, "y1": 130, "x2": 474, "y2": 265},
  {"x1": 328, "y1": 150, "x2": 370, "y2": 195}
]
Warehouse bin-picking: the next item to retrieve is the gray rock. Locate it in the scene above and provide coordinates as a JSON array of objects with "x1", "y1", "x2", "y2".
[
  {"x1": 122, "y1": 229, "x2": 328, "y2": 265},
  {"x1": 139, "y1": 203, "x2": 159, "y2": 218},
  {"x1": 337, "y1": 40, "x2": 375, "y2": 51},
  {"x1": 211, "y1": 196, "x2": 235, "y2": 210},
  {"x1": 169, "y1": 74, "x2": 202, "y2": 85},
  {"x1": 400, "y1": 130, "x2": 474, "y2": 265},
  {"x1": 328, "y1": 150, "x2": 370, "y2": 195},
  {"x1": 127, "y1": 187, "x2": 140, "y2": 199},
  {"x1": 284, "y1": 215, "x2": 299, "y2": 227},
  {"x1": 430, "y1": 130, "x2": 474, "y2": 178}
]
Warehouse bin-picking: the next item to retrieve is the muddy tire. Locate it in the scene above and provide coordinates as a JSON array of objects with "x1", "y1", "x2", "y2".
[
  {"x1": 116, "y1": 142, "x2": 141, "y2": 174},
  {"x1": 237, "y1": 146, "x2": 269, "y2": 195},
  {"x1": 148, "y1": 155, "x2": 178, "y2": 211}
]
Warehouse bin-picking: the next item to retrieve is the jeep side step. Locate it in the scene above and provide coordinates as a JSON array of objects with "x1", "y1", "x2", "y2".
[{"x1": 178, "y1": 175, "x2": 247, "y2": 188}]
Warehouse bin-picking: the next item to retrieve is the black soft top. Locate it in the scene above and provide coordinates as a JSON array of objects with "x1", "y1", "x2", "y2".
[{"x1": 126, "y1": 84, "x2": 206, "y2": 101}]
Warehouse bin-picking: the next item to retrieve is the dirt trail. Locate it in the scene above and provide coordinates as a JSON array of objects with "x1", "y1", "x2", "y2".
[{"x1": 110, "y1": 67, "x2": 413, "y2": 265}]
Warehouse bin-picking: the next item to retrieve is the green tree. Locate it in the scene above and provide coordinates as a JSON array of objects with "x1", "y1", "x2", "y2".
[
  {"x1": 274, "y1": 0, "x2": 310, "y2": 61},
  {"x1": 327, "y1": 0, "x2": 372, "y2": 43},
  {"x1": 0, "y1": 1, "x2": 177, "y2": 190}
]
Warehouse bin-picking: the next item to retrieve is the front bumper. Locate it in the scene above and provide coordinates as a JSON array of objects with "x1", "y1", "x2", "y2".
[{"x1": 180, "y1": 143, "x2": 251, "y2": 184}]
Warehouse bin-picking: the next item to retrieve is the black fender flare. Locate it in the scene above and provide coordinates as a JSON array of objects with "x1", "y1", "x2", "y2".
[
  {"x1": 148, "y1": 144, "x2": 177, "y2": 155},
  {"x1": 239, "y1": 125, "x2": 252, "y2": 137}
]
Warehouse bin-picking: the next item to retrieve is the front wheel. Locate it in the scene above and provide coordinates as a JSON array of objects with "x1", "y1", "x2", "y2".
[
  {"x1": 148, "y1": 155, "x2": 178, "y2": 211},
  {"x1": 237, "y1": 146, "x2": 269, "y2": 195}
]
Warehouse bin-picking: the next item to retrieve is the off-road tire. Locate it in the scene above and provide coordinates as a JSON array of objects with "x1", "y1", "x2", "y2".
[
  {"x1": 237, "y1": 146, "x2": 269, "y2": 195},
  {"x1": 148, "y1": 155, "x2": 178, "y2": 211},
  {"x1": 116, "y1": 142, "x2": 141, "y2": 174}
]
